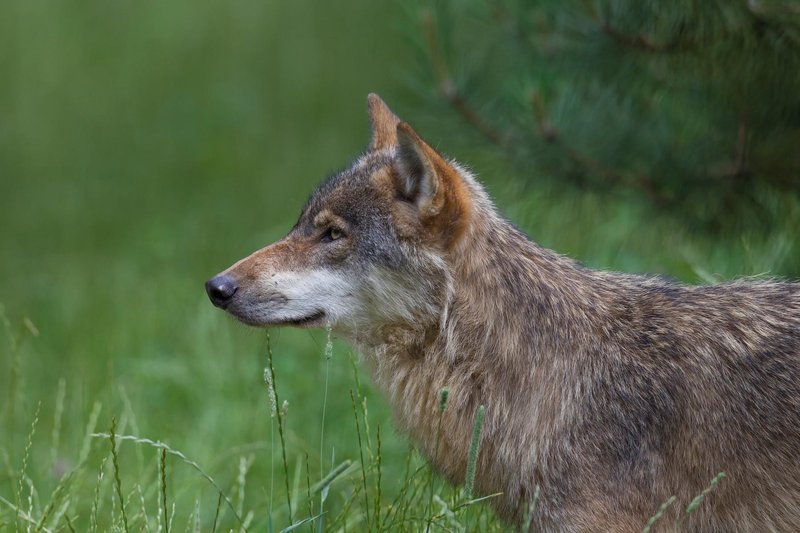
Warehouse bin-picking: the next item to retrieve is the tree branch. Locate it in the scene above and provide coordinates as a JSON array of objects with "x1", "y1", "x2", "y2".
[
  {"x1": 529, "y1": 90, "x2": 666, "y2": 203},
  {"x1": 419, "y1": 9, "x2": 509, "y2": 146},
  {"x1": 597, "y1": 20, "x2": 693, "y2": 53}
]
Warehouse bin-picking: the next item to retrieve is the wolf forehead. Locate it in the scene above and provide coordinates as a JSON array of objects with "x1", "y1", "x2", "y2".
[
  {"x1": 296, "y1": 151, "x2": 397, "y2": 230},
  {"x1": 292, "y1": 150, "x2": 411, "y2": 269}
]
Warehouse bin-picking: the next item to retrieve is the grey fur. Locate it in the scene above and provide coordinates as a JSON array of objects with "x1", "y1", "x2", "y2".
[{"x1": 208, "y1": 95, "x2": 800, "y2": 532}]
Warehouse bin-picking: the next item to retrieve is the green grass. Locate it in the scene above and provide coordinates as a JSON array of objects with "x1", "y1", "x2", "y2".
[
  {"x1": 1, "y1": 311, "x2": 511, "y2": 531},
  {"x1": 0, "y1": 0, "x2": 797, "y2": 531}
]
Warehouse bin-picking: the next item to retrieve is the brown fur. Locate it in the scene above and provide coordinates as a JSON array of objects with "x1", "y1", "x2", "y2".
[
  {"x1": 208, "y1": 95, "x2": 800, "y2": 531},
  {"x1": 369, "y1": 93, "x2": 401, "y2": 150}
]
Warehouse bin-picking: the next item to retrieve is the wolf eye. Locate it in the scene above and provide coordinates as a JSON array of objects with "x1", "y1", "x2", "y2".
[{"x1": 321, "y1": 227, "x2": 344, "y2": 242}]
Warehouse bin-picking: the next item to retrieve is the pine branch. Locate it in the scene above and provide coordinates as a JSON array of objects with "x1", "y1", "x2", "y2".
[
  {"x1": 529, "y1": 90, "x2": 666, "y2": 203},
  {"x1": 414, "y1": 1, "x2": 800, "y2": 219},
  {"x1": 419, "y1": 8, "x2": 509, "y2": 146},
  {"x1": 584, "y1": 2, "x2": 695, "y2": 53},
  {"x1": 597, "y1": 20, "x2": 694, "y2": 53}
]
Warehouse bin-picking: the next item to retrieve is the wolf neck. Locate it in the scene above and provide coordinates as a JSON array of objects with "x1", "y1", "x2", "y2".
[{"x1": 359, "y1": 169, "x2": 596, "y2": 504}]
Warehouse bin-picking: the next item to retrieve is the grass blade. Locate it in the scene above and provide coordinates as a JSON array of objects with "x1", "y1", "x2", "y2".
[
  {"x1": 311, "y1": 460, "x2": 352, "y2": 494},
  {"x1": 279, "y1": 512, "x2": 326, "y2": 533},
  {"x1": 90, "y1": 433, "x2": 246, "y2": 530}
]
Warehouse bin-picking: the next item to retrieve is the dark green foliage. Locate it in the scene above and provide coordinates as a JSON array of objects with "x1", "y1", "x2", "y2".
[{"x1": 414, "y1": 0, "x2": 800, "y2": 226}]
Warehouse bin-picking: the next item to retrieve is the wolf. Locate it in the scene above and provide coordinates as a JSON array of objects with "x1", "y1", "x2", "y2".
[{"x1": 205, "y1": 94, "x2": 800, "y2": 531}]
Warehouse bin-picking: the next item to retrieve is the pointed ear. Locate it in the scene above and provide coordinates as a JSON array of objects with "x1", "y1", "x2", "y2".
[
  {"x1": 368, "y1": 93, "x2": 402, "y2": 150},
  {"x1": 393, "y1": 123, "x2": 472, "y2": 244},
  {"x1": 394, "y1": 122, "x2": 448, "y2": 218}
]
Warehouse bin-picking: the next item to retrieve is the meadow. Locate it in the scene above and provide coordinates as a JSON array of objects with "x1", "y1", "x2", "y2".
[{"x1": 1, "y1": 1, "x2": 798, "y2": 531}]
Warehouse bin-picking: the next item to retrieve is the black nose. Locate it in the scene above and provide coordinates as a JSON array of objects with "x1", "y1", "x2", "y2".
[{"x1": 205, "y1": 275, "x2": 238, "y2": 308}]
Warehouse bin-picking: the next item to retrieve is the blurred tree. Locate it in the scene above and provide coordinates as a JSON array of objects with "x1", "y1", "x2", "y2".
[{"x1": 413, "y1": 0, "x2": 800, "y2": 227}]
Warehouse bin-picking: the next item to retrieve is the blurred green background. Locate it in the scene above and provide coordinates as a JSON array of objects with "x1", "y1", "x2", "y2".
[{"x1": 1, "y1": 0, "x2": 798, "y2": 530}]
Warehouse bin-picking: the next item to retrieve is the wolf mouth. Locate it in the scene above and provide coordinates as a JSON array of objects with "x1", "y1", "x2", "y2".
[{"x1": 271, "y1": 310, "x2": 326, "y2": 327}]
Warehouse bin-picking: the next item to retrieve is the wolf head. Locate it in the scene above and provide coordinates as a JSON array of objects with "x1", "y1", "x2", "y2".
[{"x1": 205, "y1": 95, "x2": 475, "y2": 338}]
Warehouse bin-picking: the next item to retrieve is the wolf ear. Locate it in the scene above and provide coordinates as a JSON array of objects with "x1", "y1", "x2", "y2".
[
  {"x1": 394, "y1": 122, "x2": 447, "y2": 217},
  {"x1": 368, "y1": 93, "x2": 402, "y2": 150},
  {"x1": 393, "y1": 122, "x2": 472, "y2": 243}
]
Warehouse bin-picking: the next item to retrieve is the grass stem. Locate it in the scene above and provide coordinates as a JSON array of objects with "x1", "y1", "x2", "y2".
[
  {"x1": 266, "y1": 331, "x2": 294, "y2": 524},
  {"x1": 109, "y1": 417, "x2": 130, "y2": 533},
  {"x1": 349, "y1": 389, "x2": 371, "y2": 530}
]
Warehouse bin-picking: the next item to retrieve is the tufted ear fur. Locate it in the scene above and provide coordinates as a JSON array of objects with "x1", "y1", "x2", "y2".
[
  {"x1": 393, "y1": 122, "x2": 472, "y2": 244},
  {"x1": 394, "y1": 122, "x2": 444, "y2": 217},
  {"x1": 368, "y1": 93, "x2": 402, "y2": 150}
]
